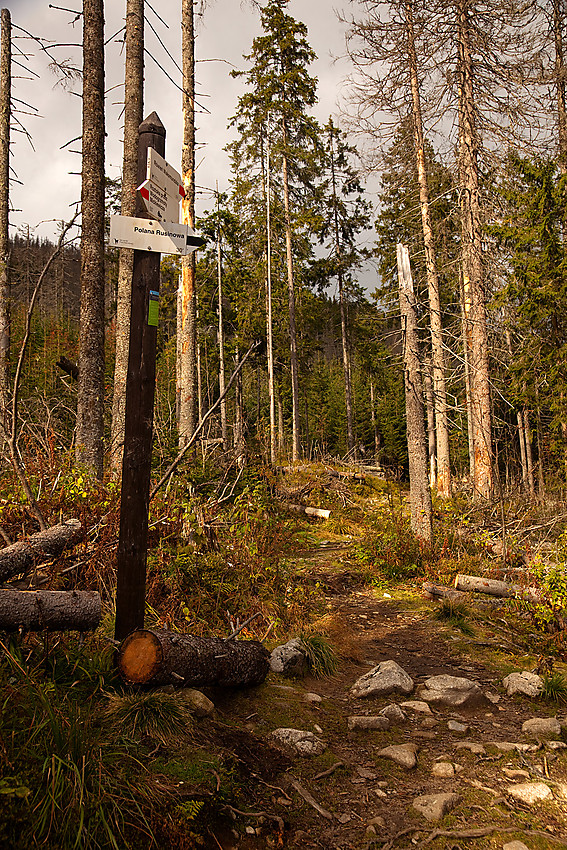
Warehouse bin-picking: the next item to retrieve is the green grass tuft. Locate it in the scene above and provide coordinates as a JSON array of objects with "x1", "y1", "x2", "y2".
[
  {"x1": 299, "y1": 631, "x2": 338, "y2": 677},
  {"x1": 104, "y1": 689, "x2": 193, "y2": 744},
  {"x1": 542, "y1": 672, "x2": 567, "y2": 704},
  {"x1": 432, "y1": 599, "x2": 475, "y2": 636}
]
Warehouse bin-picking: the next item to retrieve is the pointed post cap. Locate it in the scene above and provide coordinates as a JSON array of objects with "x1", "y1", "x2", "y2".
[{"x1": 139, "y1": 112, "x2": 165, "y2": 136}]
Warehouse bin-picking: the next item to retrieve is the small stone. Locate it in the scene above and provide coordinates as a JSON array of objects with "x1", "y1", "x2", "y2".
[
  {"x1": 486, "y1": 691, "x2": 501, "y2": 704},
  {"x1": 313, "y1": 724, "x2": 323, "y2": 734},
  {"x1": 380, "y1": 703, "x2": 406, "y2": 723},
  {"x1": 271, "y1": 728, "x2": 326, "y2": 757},
  {"x1": 374, "y1": 788, "x2": 387, "y2": 797},
  {"x1": 431, "y1": 761, "x2": 455, "y2": 778},
  {"x1": 367, "y1": 816, "x2": 385, "y2": 828},
  {"x1": 488, "y1": 742, "x2": 530, "y2": 752},
  {"x1": 412, "y1": 792, "x2": 460, "y2": 821},
  {"x1": 455, "y1": 741, "x2": 486, "y2": 755},
  {"x1": 553, "y1": 782, "x2": 567, "y2": 800},
  {"x1": 365, "y1": 825, "x2": 377, "y2": 837},
  {"x1": 547, "y1": 740, "x2": 567, "y2": 750},
  {"x1": 356, "y1": 766, "x2": 378, "y2": 779},
  {"x1": 503, "y1": 670, "x2": 544, "y2": 698},
  {"x1": 246, "y1": 826, "x2": 256, "y2": 834},
  {"x1": 377, "y1": 743, "x2": 418, "y2": 769},
  {"x1": 351, "y1": 659, "x2": 414, "y2": 699},
  {"x1": 522, "y1": 717, "x2": 562, "y2": 739},
  {"x1": 421, "y1": 717, "x2": 439, "y2": 729},
  {"x1": 337, "y1": 813, "x2": 351, "y2": 824},
  {"x1": 270, "y1": 639, "x2": 307, "y2": 676},
  {"x1": 178, "y1": 688, "x2": 215, "y2": 717},
  {"x1": 419, "y1": 675, "x2": 488, "y2": 709},
  {"x1": 507, "y1": 782, "x2": 553, "y2": 804},
  {"x1": 400, "y1": 700, "x2": 432, "y2": 714},
  {"x1": 304, "y1": 692, "x2": 322, "y2": 704},
  {"x1": 448, "y1": 720, "x2": 469, "y2": 734},
  {"x1": 348, "y1": 715, "x2": 390, "y2": 732},
  {"x1": 503, "y1": 843, "x2": 530, "y2": 850},
  {"x1": 502, "y1": 768, "x2": 530, "y2": 780}
]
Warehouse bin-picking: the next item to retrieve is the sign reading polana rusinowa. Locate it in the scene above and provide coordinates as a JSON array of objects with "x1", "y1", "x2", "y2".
[{"x1": 109, "y1": 215, "x2": 204, "y2": 255}]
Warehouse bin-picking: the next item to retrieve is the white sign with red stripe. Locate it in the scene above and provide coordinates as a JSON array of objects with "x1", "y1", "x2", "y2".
[{"x1": 137, "y1": 148, "x2": 185, "y2": 223}]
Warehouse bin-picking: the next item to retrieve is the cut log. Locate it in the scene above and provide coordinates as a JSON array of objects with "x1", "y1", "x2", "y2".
[
  {"x1": 0, "y1": 589, "x2": 101, "y2": 631},
  {"x1": 118, "y1": 629, "x2": 270, "y2": 687},
  {"x1": 423, "y1": 582, "x2": 470, "y2": 603},
  {"x1": 284, "y1": 504, "x2": 331, "y2": 520},
  {"x1": 0, "y1": 519, "x2": 82, "y2": 583},
  {"x1": 454, "y1": 574, "x2": 540, "y2": 601}
]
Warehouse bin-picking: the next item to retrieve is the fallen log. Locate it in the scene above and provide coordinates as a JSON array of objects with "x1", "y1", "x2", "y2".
[
  {"x1": 0, "y1": 589, "x2": 101, "y2": 631},
  {"x1": 454, "y1": 573, "x2": 540, "y2": 601},
  {"x1": 422, "y1": 582, "x2": 470, "y2": 603},
  {"x1": 284, "y1": 504, "x2": 331, "y2": 520},
  {"x1": 0, "y1": 519, "x2": 82, "y2": 583},
  {"x1": 118, "y1": 629, "x2": 270, "y2": 687}
]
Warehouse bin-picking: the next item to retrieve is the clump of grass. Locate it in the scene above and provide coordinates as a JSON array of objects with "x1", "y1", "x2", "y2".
[
  {"x1": 299, "y1": 631, "x2": 338, "y2": 677},
  {"x1": 542, "y1": 672, "x2": 567, "y2": 704},
  {"x1": 432, "y1": 599, "x2": 475, "y2": 636},
  {"x1": 104, "y1": 689, "x2": 193, "y2": 744}
]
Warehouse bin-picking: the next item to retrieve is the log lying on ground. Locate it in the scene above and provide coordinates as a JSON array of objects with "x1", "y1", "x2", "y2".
[
  {"x1": 423, "y1": 581, "x2": 470, "y2": 603},
  {"x1": 0, "y1": 589, "x2": 101, "y2": 631},
  {"x1": 0, "y1": 519, "x2": 82, "y2": 583},
  {"x1": 454, "y1": 574, "x2": 540, "y2": 601},
  {"x1": 284, "y1": 503, "x2": 331, "y2": 520},
  {"x1": 118, "y1": 629, "x2": 270, "y2": 687}
]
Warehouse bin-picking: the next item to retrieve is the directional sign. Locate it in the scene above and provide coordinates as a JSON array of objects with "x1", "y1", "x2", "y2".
[
  {"x1": 137, "y1": 178, "x2": 181, "y2": 222},
  {"x1": 109, "y1": 215, "x2": 205, "y2": 255}
]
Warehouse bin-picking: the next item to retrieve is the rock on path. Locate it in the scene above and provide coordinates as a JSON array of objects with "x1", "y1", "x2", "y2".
[{"x1": 351, "y1": 659, "x2": 414, "y2": 699}]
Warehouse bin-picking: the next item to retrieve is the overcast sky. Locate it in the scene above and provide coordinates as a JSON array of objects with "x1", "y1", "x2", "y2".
[{"x1": 3, "y1": 0, "x2": 369, "y2": 245}]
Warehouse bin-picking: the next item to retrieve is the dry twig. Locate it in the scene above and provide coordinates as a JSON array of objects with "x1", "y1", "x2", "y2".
[{"x1": 288, "y1": 776, "x2": 333, "y2": 820}]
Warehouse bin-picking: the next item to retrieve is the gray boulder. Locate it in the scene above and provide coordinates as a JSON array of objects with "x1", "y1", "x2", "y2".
[
  {"x1": 271, "y1": 728, "x2": 326, "y2": 756},
  {"x1": 418, "y1": 674, "x2": 488, "y2": 709},
  {"x1": 351, "y1": 660, "x2": 414, "y2": 699},
  {"x1": 269, "y1": 639, "x2": 307, "y2": 676},
  {"x1": 521, "y1": 717, "x2": 562, "y2": 739},
  {"x1": 503, "y1": 671, "x2": 543, "y2": 698},
  {"x1": 412, "y1": 792, "x2": 460, "y2": 821}
]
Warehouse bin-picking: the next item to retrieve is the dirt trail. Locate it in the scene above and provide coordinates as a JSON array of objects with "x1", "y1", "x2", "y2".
[{"x1": 203, "y1": 541, "x2": 567, "y2": 850}]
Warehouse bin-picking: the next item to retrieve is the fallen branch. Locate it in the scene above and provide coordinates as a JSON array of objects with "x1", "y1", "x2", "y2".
[
  {"x1": 313, "y1": 761, "x2": 345, "y2": 781},
  {"x1": 223, "y1": 805, "x2": 284, "y2": 833},
  {"x1": 423, "y1": 581, "x2": 470, "y2": 603},
  {"x1": 454, "y1": 573, "x2": 540, "y2": 602},
  {"x1": 150, "y1": 342, "x2": 258, "y2": 501},
  {"x1": 288, "y1": 777, "x2": 333, "y2": 820},
  {"x1": 225, "y1": 611, "x2": 263, "y2": 641},
  {"x1": 0, "y1": 519, "x2": 82, "y2": 583},
  {"x1": 283, "y1": 504, "x2": 331, "y2": 520}
]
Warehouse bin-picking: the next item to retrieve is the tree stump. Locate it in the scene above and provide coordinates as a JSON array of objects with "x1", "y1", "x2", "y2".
[
  {"x1": 0, "y1": 589, "x2": 101, "y2": 631},
  {"x1": 118, "y1": 629, "x2": 270, "y2": 687}
]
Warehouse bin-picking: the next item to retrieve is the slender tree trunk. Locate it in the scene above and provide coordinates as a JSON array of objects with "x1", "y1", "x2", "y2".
[
  {"x1": 76, "y1": 0, "x2": 105, "y2": 479},
  {"x1": 523, "y1": 408, "x2": 536, "y2": 497},
  {"x1": 370, "y1": 379, "x2": 380, "y2": 457},
  {"x1": 277, "y1": 383, "x2": 284, "y2": 452},
  {"x1": 178, "y1": 0, "x2": 197, "y2": 445},
  {"x1": 457, "y1": 0, "x2": 492, "y2": 499},
  {"x1": 234, "y1": 348, "x2": 245, "y2": 468},
  {"x1": 281, "y1": 121, "x2": 301, "y2": 462},
  {"x1": 424, "y1": 364, "x2": 437, "y2": 488},
  {"x1": 517, "y1": 408, "x2": 528, "y2": 491},
  {"x1": 405, "y1": 0, "x2": 451, "y2": 498},
  {"x1": 216, "y1": 189, "x2": 228, "y2": 450},
  {"x1": 328, "y1": 121, "x2": 355, "y2": 458},
  {"x1": 553, "y1": 1, "x2": 567, "y2": 475},
  {"x1": 460, "y1": 271, "x2": 475, "y2": 482},
  {"x1": 265, "y1": 130, "x2": 276, "y2": 465},
  {"x1": 397, "y1": 243, "x2": 432, "y2": 543},
  {"x1": 0, "y1": 8, "x2": 10, "y2": 429},
  {"x1": 110, "y1": 0, "x2": 144, "y2": 477}
]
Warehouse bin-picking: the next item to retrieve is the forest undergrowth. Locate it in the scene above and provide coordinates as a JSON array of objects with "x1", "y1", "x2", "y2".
[{"x1": 2, "y1": 458, "x2": 567, "y2": 848}]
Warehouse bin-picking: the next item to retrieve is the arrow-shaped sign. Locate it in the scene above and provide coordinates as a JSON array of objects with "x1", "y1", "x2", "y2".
[
  {"x1": 137, "y1": 178, "x2": 181, "y2": 223},
  {"x1": 110, "y1": 215, "x2": 205, "y2": 255}
]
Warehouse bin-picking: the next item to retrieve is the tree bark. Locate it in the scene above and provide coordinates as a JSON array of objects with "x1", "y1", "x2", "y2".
[
  {"x1": 460, "y1": 271, "x2": 475, "y2": 483},
  {"x1": 422, "y1": 581, "x2": 469, "y2": 603},
  {"x1": 0, "y1": 519, "x2": 82, "y2": 582},
  {"x1": 76, "y1": 0, "x2": 105, "y2": 479},
  {"x1": 216, "y1": 187, "x2": 228, "y2": 451},
  {"x1": 0, "y1": 8, "x2": 10, "y2": 430},
  {"x1": 110, "y1": 0, "x2": 144, "y2": 478},
  {"x1": 0, "y1": 589, "x2": 100, "y2": 631},
  {"x1": 118, "y1": 628, "x2": 270, "y2": 687},
  {"x1": 457, "y1": 0, "x2": 493, "y2": 499},
  {"x1": 178, "y1": 0, "x2": 197, "y2": 445},
  {"x1": 405, "y1": 0, "x2": 451, "y2": 498},
  {"x1": 281, "y1": 122, "x2": 301, "y2": 462},
  {"x1": 370, "y1": 379, "x2": 380, "y2": 457},
  {"x1": 264, "y1": 129, "x2": 277, "y2": 465},
  {"x1": 454, "y1": 573, "x2": 539, "y2": 600},
  {"x1": 424, "y1": 364, "x2": 437, "y2": 488},
  {"x1": 397, "y1": 243, "x2": 432, "y2": 543}
]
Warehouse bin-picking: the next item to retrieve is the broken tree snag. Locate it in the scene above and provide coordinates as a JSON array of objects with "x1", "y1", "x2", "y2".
[
  {"x1": 454, "y1": 574, "x2": 540, "y2": 601},
  {"x1": 118, "y1": 629, "x2": 270, "y2": 687},
  {"x1": 0, "y1": 589, "x2": 101, "y2": 631},
  {"x1": 284, "y1": 504, "x2": 331, "y2": 520},
  {"x1": 0, "y1": 519, "x2": 82, "y2": 583},
  {"x1": 56, "y1": 356, "x2": 79, "y2": 380}
]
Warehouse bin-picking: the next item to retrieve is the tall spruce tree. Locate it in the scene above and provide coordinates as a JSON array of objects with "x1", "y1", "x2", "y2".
[{"x1": 230, "y1": 0, "x2": 323, "y2": 461}]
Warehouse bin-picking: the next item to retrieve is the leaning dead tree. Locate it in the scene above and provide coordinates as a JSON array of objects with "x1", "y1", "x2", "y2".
[
  {"x1": 0, "y1": 589, "x2": 100, "y2": 631},
  {"x1": 0, "y1": 8, "x2": 10, "y2": 429},
  {"x1": 118, "y1": 629, "x2": 270, "y2": 687},
  {"x1": 0, "y1": 519, "x2": 82, "y2": 582}
]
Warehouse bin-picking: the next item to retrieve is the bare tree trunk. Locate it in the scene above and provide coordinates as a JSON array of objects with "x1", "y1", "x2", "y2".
[
  {"x1": 460, "y1": 271, "x2": 475, "y2": 483},
  {"x1": 110, "y1": 0, "x2": 144, "y2": 478},
  {"x1": 0, "y1": 8, "x2": 10, "y2": 430},
  {"x1": 370, "y1": 379, "x2": 380, "y2": 457},
  {"x1": 535, "y1": 382, "x2": 546, "y2": 497},
  {"x1": 424, "y1": 363, "x2": 437, "y2": 489},
  {"x1": 281, "y1": 121, "x2": 301, "y2": 462},
  {"x1": 216, "y1": 187, "x2": 228, "y2": 450},
  {"x1": 0, "y1": 589, "x2": 100, "y2": 632},
  {"x1": 397, "y1": 244, "x2": 432, "y2": 543},
  {"x1": 516, "y1": 408, "x2": 528, "y2": 491},
  {"x1": 76, "y1": 0, "x2": 105, "y2": 479},
  {"x1": 234, "y1": 349, "x2": 245, "y2": 469},
  {"x1": 277, "y1": 383, "x2": 284, "y2": 453},
  {"x1": 523, "y1": 408, "x2": 536, "y2": 496},
  {"x1": 178, "y1": 0, "x2": 197, "y2": 445},
  {"x1": 265, "y1": 130, "x2": 276, "y2": 465},
  {"x1": 405, "y1": 0, "x2": 451, "y2": 498},
  {"x1": 457, "y1": 0, "x2": 492, "y2": 500}
]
